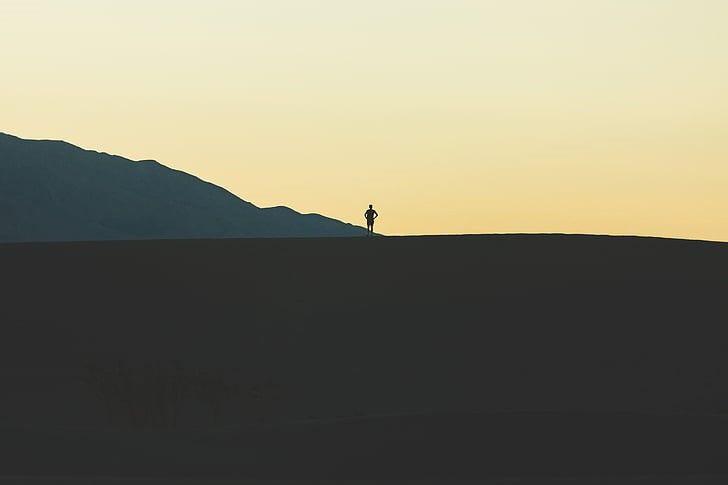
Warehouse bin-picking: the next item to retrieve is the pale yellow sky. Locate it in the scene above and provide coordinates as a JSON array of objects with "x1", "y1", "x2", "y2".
[{"x1": 2, "y1": 0, "x2": 727, "y2": 240}]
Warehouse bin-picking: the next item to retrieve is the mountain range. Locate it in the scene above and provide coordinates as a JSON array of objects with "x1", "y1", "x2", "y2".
[{"x1": 0, "y1": 132, "x2": 363, "y2": 242}]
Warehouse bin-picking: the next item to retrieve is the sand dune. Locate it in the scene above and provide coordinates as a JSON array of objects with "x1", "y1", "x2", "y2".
[{"x1": 0, "y1": 234, "x2": 726, "y2": 480}]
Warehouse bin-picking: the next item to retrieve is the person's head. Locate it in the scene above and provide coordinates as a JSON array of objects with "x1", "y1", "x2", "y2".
[{"x1": 369, "y1": 204, "x2": 373, "y2": 209}]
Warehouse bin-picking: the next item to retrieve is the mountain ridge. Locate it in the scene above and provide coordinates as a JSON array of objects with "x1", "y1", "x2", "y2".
[{"x1": 0, "y1": 132, "x2": 363, "y2": 242}]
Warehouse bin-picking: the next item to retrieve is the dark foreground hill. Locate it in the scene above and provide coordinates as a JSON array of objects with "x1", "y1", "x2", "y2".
[
  {"x1": 0, "y1": 132, "x2": 362, "y2": 242},
  {"x1": 0, "y1": 234, "x2": 727, "y2": 482}
]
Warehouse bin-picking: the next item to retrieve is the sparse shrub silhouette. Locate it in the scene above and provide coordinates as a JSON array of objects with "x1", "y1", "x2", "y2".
[
  {"x1": 190, "y1": 368, "x2": 240, "y2": 425},
  {"x1": 82, "y1": 360, "x2": 240, "y2": 429},
  {"x1": 247, "y1": 377, "x2": 283, "y2": 422}
]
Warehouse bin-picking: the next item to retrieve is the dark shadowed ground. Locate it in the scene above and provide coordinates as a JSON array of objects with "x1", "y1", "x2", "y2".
[{"x1": 0, "y1": 234, "x2": 727, "y2": 482}]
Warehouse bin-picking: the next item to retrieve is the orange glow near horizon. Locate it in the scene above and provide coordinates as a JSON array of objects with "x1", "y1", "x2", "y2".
[{"x1": 2, "y1": 0, "x2": 727, "y2": 241}]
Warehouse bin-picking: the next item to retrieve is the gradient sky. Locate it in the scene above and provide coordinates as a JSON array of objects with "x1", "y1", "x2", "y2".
[{"x1": 3, "y1": 0, "x2": 727, "y2": 240}]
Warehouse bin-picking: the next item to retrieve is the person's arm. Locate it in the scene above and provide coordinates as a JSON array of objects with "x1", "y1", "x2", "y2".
[{"x1": 373, "y1": 211, "x2": 378, "y2": 219}]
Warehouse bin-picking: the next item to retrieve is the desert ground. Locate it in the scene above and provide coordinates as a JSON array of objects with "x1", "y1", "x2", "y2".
[{"x1": 1, "y1": 234, "x2": 727, "y2": 482}]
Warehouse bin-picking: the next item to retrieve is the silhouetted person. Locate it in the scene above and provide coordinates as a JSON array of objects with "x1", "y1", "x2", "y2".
[{"x1": 364, "y1": 204, "x2": 378, "y2": 237}]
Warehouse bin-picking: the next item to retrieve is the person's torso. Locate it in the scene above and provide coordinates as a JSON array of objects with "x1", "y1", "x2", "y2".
[{"x1": 365, "y1": 209, "x2": 375, "y2": 221}]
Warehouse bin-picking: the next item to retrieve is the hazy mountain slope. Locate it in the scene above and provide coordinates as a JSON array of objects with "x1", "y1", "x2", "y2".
[{"x1": 0, "y1": 132, "x2": 361, "y2": 241}]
